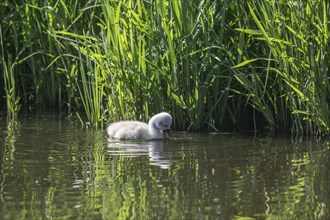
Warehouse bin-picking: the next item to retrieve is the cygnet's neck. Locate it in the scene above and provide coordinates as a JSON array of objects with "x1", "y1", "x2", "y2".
[{"x1": 148, "y1": 118, "x2": 163, "y2": 139}]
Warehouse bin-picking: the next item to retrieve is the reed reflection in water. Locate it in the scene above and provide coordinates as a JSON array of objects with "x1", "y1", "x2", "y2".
[{"x1": 1, "y1": 115, "x2": 330, "y2": 219}]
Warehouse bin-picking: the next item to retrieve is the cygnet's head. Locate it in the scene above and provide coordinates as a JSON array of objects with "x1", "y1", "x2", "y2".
[{"x1": 150, "y1": 112, "x2": 172, "y2": 131}]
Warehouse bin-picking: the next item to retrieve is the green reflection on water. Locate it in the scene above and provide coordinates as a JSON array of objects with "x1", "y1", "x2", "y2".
[{"x1": 1, "y1": 116, "x2": 330, "y2": 219}]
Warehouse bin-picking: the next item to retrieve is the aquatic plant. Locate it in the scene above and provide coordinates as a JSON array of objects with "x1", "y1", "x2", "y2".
[
  {"x1": 0, "y1": 26, "x2": 20, "y2": 118},
  {"x1": 232, "y1": 0, "x2": 330, "y2": 135},
  {"x1": 0, "y1": 0, "x2": 329, "y2": 135}
]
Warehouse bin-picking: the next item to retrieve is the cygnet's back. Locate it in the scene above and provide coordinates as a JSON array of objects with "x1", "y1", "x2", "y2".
[
  {"x1": 107, "y1": 112, "x2": 172, "y2": 140},
  {"x1": 107, "y1": 121, "x2": 149, "y2": 140}
]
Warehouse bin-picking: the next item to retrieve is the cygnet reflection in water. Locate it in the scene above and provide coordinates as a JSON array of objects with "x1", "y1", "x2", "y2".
[
  {"x1": 107, "y1": 112, "x2": 172, "y2": 140},
  {"x1": 107, "y1": 141, "x2": 172, "y2": 169}
]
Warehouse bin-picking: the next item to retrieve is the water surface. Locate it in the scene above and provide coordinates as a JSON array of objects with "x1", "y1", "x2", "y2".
[{"x1": 1, "y1": 114, "x2": 330, "y2": 219}]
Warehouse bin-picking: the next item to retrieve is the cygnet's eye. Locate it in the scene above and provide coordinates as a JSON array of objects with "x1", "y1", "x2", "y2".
[{"x1": 159, "y1": 122, "x2": 168, "y2": 129}]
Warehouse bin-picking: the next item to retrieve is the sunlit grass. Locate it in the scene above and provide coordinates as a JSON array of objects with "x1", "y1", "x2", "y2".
[
  {"x1": 232, "y1": 0, "x2": 329, "y2": 135},
  {"x1": 1, "y1": 0, "x2": 329, "y2": 135}
]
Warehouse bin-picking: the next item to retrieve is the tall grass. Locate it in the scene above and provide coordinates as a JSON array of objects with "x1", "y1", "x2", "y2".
[
  {"x1": 232, "y1": 0, "x2": 329, "y2": 135},
  {"x1": 1, "y1": 0, "x2": 329, "y2": 135},
  {"x1": 0, "y1": 24, "x2": 20, "y2": 119}
]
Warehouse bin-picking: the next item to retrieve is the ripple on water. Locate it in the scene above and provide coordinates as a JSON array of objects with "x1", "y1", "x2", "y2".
[{"x1": 2, "y1": 116, "x2": 330, "y2": 219}]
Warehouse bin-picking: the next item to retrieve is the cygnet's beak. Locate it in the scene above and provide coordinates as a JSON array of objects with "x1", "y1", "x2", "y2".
[{"x1": 163, "y1": 129, "x2": 172, "y2": 138}]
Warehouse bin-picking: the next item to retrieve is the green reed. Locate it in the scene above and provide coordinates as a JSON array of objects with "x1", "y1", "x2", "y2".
[
  {"x1": 232, "y1": 0, "x2": 329, "y2": 135},
  {"x1": 1, "y1": 0, "x2": 329, "y2": 135},
  {"x1": 1, "y1": 25, "x2": 20, "y2": 118}
]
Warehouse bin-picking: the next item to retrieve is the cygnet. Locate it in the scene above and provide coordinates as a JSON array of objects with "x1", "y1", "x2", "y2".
[{"x1": 107, "y1": 112, "x2": 172, "y2": 140}]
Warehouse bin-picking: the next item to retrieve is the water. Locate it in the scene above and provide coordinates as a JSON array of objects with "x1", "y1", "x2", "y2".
[{"x1": 1, "y1": 114, "x2": 330, "y2": 219}]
